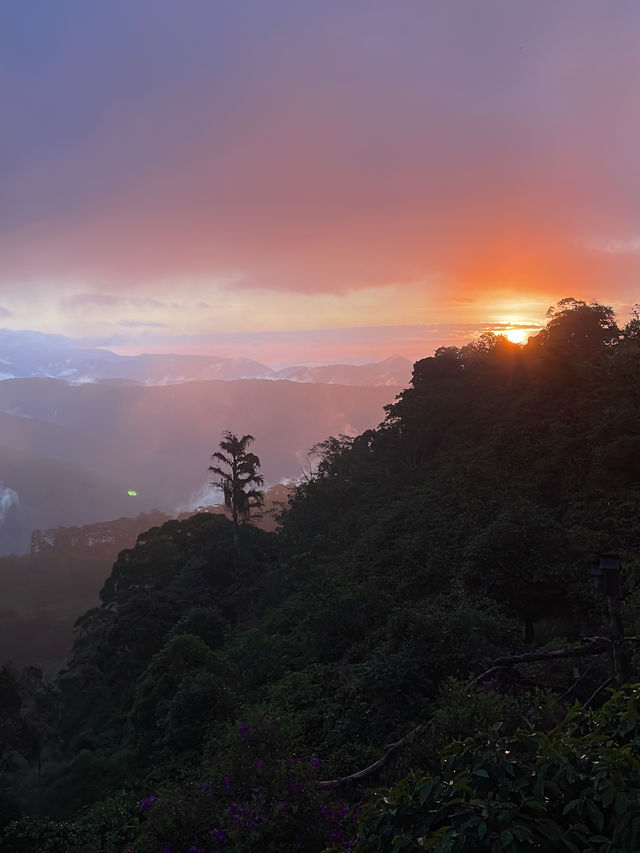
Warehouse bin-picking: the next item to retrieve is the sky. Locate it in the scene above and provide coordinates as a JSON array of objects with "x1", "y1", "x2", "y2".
[{"x1": 2, "y1": 0, "x2": 640, "y2": 365}]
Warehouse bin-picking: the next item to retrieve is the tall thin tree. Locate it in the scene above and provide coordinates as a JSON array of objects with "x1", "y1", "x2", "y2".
[{"x1": 208, "y1": 432, "x2": 264, "y2": 570}]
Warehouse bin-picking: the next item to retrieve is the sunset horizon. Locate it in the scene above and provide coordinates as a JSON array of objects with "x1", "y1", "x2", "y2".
[
  {"x1": 3, "y1": 1, "x2": 640, "y2": 365},
  {"x1": 0, "y1": 315, "x2": 552, "y2": 367}
]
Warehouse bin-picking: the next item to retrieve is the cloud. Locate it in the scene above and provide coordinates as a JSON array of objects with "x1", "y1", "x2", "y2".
[
  {"x1": 130, "y1": 297, "x2": 167, "y2": 308},
  {"x1": 61, "y1": 293, "x2": 123, "y2": 309},
  {"x1": 73, "y1": 321, "x2": 545, "y2": 365},
  {"x1": 118, "y1": 320, "x2": 168, "y2": 328},
  {"x1": 0, "y1": 307, "x2": 12, "y2": 317},
  {"x1": 1, "y1": 1, "x2": 640, "y2": 318},
  {"x1": 588, "y1": 237, "x2": 640, "y2": 255},
  {"x1": 60, "y1": 293, "x2": 167, "y2": 310},
  {"x1": 0, "y1": 482, "x2": 20, "y2": 524}
]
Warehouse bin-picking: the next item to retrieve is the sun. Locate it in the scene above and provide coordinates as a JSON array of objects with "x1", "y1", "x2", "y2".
[{"x1": 505, "y1": 328, "x2": 527, "y2": 344}]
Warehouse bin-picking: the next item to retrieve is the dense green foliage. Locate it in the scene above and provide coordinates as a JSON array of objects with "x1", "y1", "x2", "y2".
[
  {"x1": 357, "y1": 686, "x2": 640, "y2": 852},
  {"x1": 3, "y1": 299, "x2": 640, "y2": 851}
]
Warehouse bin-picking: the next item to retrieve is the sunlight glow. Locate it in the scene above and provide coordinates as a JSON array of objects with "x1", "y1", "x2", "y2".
[{"x1": 505, "y1": 328, "x2": 527, "y2": 344}]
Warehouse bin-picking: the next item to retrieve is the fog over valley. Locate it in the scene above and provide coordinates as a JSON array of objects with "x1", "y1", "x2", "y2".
[
  {"x1": 0, "y1": 371, "x2": 401, "y2": 556},
  {"x1": 0, "y1": 349, "x2": 402, "y2": 668}
]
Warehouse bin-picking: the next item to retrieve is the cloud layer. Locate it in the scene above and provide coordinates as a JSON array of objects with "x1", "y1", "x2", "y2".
[{"x1": 2, "y1": 1, "x2": 639, "y2": 351}]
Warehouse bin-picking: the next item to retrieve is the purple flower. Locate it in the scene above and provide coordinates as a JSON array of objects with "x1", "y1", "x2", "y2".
[
  {"x1": 229, "y1": 801, "x2": 246, "y2": 818},
  {"x1": 222, "y1": 775, "x2": 232, "y2": 791},
  {"x1": 253, "y1": 759, "x2": 262, "y2": 770},
  {"x1": 210, "y1": 828, "x2": 227, "y2": 844},
  {"x1": 139, "y1": 795, "x2": 158, "y2": 812},
  {"x1": 161, "y1": 846, "x2": 173, "y2": 853},
  {"x1": 310, "y1": 755, "x2": 322, "y2": 768},
  {"x1": 239, "y1": 722, "x2": 249, "y2": 742},
  {"x1": 199, "y1": 782, "x2": 213, "y2": 794}
]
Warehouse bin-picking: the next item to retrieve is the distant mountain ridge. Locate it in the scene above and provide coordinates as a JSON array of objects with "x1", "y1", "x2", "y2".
[
  {"x1": 30, "y1": 510, "x2": 172, "y2": 556},
  {"x1": 29, "y1": 484, "x2": 291, "y2": 557},
  {"x1": 0, "y1": 329, "x2": 412, "y2": 387},
  {"x1": 272, "y1": 355, "x2": 411, "y2": 386}
]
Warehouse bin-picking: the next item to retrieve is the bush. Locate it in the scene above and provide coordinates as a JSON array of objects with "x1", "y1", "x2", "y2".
[
  {"x1": 355, "y1": 685, "x2": 640, "y2": 852},
  {"x1": 132, "y1": 715, "x2": 359, "y2": 853}
]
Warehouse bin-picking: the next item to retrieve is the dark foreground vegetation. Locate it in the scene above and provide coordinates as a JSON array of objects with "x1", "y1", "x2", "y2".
[
  {"x1": 3, "y1": 298, "x2": 640, "y2": 852},
  {"x1": 0, "y1": 513, "x2": 171, "y2": 671}
]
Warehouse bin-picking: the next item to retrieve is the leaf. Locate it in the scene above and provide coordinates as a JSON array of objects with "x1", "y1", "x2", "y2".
[
  {"x1": 391, "y1": 835, "x2": 419, "y2": 853},
  {"x1": 450, "y1": 782, "x2": 473, "y2": 795},
  {"x1": 600, "y1": 785, "x2": 615, "y2": 809},
  {"x1": 478, "y1": 821, "x2": 487, "y2": 840},
  {"x1": 586, "y1": 799, "x2": 604, "y2": 832},
  {"x1": 511, "y1": 824, "x2": 534, "y2": 843},
  {"x1": 535, "y1": 820, "x2": 562, "y2": 841},
  {"x1": 562, "y1": 799, "x2": 580, "y2": 816},
  {"x1": 424, "y1": 826, "x2": 454, "y2": 850},
  {"x1": 417, "y1": 778, "x2": 440, "y2": 804},
  {"x1": 615, "y1": 792, "x2": 630, "y2": 815},
  {"x1": 522, "y1": 798, "x2": 547, "y2": 812}
]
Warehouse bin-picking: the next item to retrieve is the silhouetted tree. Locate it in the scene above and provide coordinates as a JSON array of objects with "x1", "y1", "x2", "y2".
[
  {"x1": 209, "y1": 432, "x2": 264, "y2": 570},
  {"x1": 528, "y1": 297, "x2": 620, "y2": 359}
]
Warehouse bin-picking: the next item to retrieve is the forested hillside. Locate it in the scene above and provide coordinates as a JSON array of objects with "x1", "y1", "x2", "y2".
[
  {"x1": 3, "y1": 299, "x2": 640, "y2": 852},
  {"x1": 0, "y1": 512, "x2": 171, "y2": 670}
]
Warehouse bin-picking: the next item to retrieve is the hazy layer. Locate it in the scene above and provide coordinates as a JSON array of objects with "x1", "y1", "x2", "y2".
[{"x1": 0, "y1": 377, "x2": 398, "y2": 554}]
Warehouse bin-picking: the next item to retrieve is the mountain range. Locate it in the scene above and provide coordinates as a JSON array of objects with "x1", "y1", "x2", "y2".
[{"x1": 0, "y1": 329, "x2": 412, "y2": 386}]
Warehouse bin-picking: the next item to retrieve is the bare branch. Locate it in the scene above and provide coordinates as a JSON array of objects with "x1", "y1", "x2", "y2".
[
  {"x1": 583, "y1": 676, "x2": 614, "y2": 708},
  {"x1": 318, "y1": 723, "x2": 430, "y2": 789},
  {"x1": 466, "y1": 638, "x2": 613, "y2": 689}
]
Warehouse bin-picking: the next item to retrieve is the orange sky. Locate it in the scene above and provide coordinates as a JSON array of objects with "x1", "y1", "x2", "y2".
[{"x1": 2, "y1": 1, "x2": 639, "y2": 364}]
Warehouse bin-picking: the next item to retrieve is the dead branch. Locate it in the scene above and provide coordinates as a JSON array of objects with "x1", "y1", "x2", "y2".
[
  {"x1": 318, "y1": 635, "x2": 639, "y2": 790},
  {"x1": 583, "y1": 676, "x2": 614, "y2": 708},
  {"x1": 493, "y1": 637, "x2": 612, "y2": 666},
  {"x1": 466, "y1": 637, "x2": 613, "y2": 689},
  {"x1": 318, "y1": 722, "x2": 430, "y2": 789},
  {"x1": 556, "y1": 657, "x2": 601, "y2": 704}
]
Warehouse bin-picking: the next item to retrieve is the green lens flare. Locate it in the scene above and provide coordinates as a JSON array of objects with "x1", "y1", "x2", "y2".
[{"x1": 127, "y1": 489, "x2": 138, "y2": 497}]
